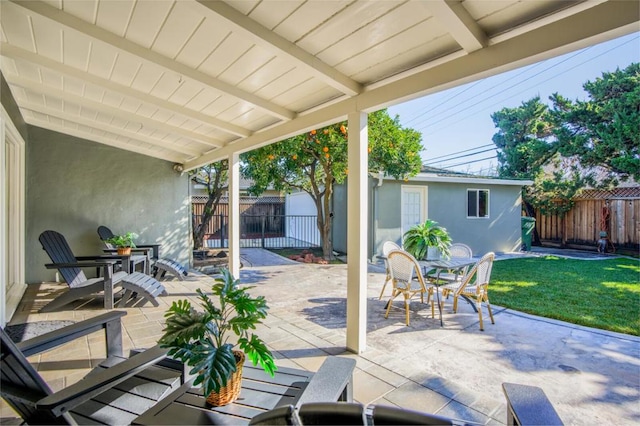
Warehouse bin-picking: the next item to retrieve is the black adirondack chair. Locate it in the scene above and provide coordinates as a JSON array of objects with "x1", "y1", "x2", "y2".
[
  {"x1": 0, "y1": 311, "x2": 183, "y2": 425},
  {"x1": 39, "y1": 230, "x2": 166, "y2": 312},
  {"x1": 98, "y1": 225, "x2": 188, "y2": 281}
]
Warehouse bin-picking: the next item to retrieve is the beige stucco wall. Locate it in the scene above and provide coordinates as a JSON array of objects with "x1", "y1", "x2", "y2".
[{"x1": 26, "y1": 125, "x2": 191, "y2": 284}]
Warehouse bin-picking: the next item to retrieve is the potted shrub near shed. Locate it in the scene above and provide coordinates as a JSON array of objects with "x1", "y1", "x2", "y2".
[
  {"x1": 159, "y1": 268, "x2": 276, "y2": 406},
  {"x1": 403, "y1": 219, "x2": 452, "y2": 260}
]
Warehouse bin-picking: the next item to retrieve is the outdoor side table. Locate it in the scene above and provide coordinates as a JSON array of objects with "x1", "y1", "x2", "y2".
[{"x1": 133, "y1": 357, "x2": 355, "y2": 425}]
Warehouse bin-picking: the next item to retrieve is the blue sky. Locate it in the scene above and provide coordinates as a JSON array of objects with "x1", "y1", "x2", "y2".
[{"x1": 388, "y1": 32, "x2": 640, "y2": 175}]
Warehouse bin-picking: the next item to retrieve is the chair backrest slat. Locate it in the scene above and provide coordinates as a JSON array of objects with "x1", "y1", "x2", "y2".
[
  {"x1": 97, "y1": 226, "x2": 116, "y2": 249},
  {"x1": 39, "y1": 230, "x2": 87, "y2": 288},
  {"x1": 0, "y1": 328, "x2": 63, "y2": 424}
]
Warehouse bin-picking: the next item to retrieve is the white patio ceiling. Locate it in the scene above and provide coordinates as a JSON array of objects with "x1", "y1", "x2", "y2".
[{"x1": 1, "y1": 0, "x2": 638, "y2": 169}]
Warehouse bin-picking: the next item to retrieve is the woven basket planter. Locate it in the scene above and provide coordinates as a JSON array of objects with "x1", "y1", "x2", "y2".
[
  {"x1": 117, "y1": 247, "x2": 132, "y2": 255},
  {"x1": 205, "y1": 350, "x2": 245, "y2": 406}
]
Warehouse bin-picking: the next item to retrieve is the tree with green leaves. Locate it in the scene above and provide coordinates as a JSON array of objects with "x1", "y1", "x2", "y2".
[
  {"x1": 191, "y1": 161, "x2": 228, "y2": 250},
  {"x1": 241, "y1": 109, "x2": 423, "y2": 259},
  {"x1": 491, "y1": 98, "x2": 583, "y2": 245},
  {"x1": 551, "y1": 62, "x2": 640, "y2": 185},
  {"x1": 491, "y1": 64, "x2": 639, "y2": 246},
  {"x1": 490, "y1": 98, "x2": 571, "y2": 218},
  {"x1": 492, "y1": 97, "x2": 556, "y2": 179}
]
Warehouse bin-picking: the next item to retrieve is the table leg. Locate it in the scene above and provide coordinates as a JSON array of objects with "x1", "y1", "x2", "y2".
[
  {"x1": 102, "y1": 265, "x2": 114, "y2": 309},
  {"x1": 459, "y1": 294, "x2": 478, "y2": 312},
  {"x1": 436, "y1": 270, "x2": 443, "y2": 327},
  {"x1": 120, "y1": 255, "x2": 131, "y2": 273}
]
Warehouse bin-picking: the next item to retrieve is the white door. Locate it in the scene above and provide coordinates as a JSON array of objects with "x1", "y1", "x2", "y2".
[{"x1": 401, "y1": 186, "x2": 427, "y2": 237}]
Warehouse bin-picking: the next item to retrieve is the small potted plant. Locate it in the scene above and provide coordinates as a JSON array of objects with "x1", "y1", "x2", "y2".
[
  {"x1": 159, "y1": 268, "x2": 276, "y2": 406},
  {"x1": 403, "y1": 219, "x2": 452, "y2": 260},
  {"x1": 106, "y1": 232, "x2": 137, "y2": 255}
]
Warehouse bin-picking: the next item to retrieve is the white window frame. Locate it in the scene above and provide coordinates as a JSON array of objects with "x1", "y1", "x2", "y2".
[{"x1": 467, "y1": 188, "x2": 490, "y2": 219}]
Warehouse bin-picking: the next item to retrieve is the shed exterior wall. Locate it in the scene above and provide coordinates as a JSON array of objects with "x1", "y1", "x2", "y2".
[{"x1": 334, "y1": 178, "x2": 524, "y2": 259}]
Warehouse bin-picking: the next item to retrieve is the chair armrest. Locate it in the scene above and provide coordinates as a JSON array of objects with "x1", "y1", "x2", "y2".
[
  {"x1": 102, "y1": 248, "x2": 152, "y2": 255},
  {"x1": 17, "y1": 311, "x2": 127, "y2": 358},
  {"x1": 45, "y1": 260, "x2": 117, "y2": 269},
  {"x1": 0, "y1": 383, "x2": 41, "y2": 406},
  {"x1": 37, "y1": 345, "x2": 168, "y2": 417},
  {"x1": 75, "y1": 255, "x2": 123, "y2": 261},
  {"x1": 296, "y1": 357, "x2": 356, "y2": 407},
  {"x1": 70, "y1": 255, "x2": 128, "y2": 267},
  {"x1": 502, "y1": 383, "x2": 563, "y2": 425}
]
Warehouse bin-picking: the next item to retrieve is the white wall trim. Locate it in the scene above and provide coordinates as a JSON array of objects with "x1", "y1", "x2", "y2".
[
  {"x1": 1, "y1": 105, "x2": 27, "y2": 326},
  {"x1": 392, "y1": 174, "x2": 532, "y2": 186}
]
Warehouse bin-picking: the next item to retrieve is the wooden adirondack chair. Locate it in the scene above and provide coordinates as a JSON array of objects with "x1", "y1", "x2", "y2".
[
  {"x1": 39, "y1": 230, "x2": 166, "y2": 312},
  {"x1": 98, "y1": 225, "x2": 188, "y2": 281},
  {"x1": 0, "y1": 311, "x2": 183, "y2": 425}
]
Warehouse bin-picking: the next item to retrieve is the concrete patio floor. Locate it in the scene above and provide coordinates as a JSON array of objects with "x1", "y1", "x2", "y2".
[{"x1": 2, "y1": 249, "x2": 638, "y2": 425}]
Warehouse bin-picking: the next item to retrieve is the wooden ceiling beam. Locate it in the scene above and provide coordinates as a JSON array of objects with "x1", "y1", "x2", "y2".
[
  {"x1": 1, "y1": 43, "x2": 251, "y2": 138},
  {"x1": 10, "y1": 0, "x2": 295, "y2": 120},
  {"x1": 6, "y1": 75, "x2": 223, "y2": 147},
  {"x1": 423, "y1": 0, "x2": 488, "y2": 52},
  {"x1": 194, "y1": 0, "x2": 362, "y2": 97}
]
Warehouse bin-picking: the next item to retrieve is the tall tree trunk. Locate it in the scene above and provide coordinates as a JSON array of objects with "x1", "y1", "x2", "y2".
[
  {"x1": 322, "y1": 180, "x2": 333, "y2": 259},
  {"x1": 309, "y1": 189, "x2": 334, "y2": 260},
  {"x1": 313, "y1": 195, "x2": 333, "y2": 260},
  {"x1": 193, "y1": 196, "x2": 218, "y2": 249}
]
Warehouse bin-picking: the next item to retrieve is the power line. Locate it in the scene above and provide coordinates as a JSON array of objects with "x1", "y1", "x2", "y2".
[
  {"x1": 407, "y1": 57, "x2": 553, "y2": 129},
  {"x1": 437, "y1": 155, "x2": 498, "y2": 169},
  {"x1": 424, "y1": 143, "x2": 494, "y2": 162},
  {"x1": 402, "y1": 80, "x2": 485, "y2": 126},
  {"x1": 416, "y1": 46, "x2": 594, "y2": 133},
  {"x1": 424, "y1": 147, "x2": 496, "y2": 165},
  {"x1": 421, "y1": 35, "x2": 638, "y2": 136}
]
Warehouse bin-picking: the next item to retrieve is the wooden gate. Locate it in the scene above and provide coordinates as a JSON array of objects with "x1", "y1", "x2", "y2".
[{"x1": 192, "y1": 196, "x2": 285, "y2": 239}]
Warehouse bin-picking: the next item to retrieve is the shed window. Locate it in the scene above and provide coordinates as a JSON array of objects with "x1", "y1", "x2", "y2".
[{"x1": 467, "y1": 189, "x2": 489, "y2": 218}]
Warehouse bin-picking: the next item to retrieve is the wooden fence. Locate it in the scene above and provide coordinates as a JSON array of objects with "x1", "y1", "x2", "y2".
[{"x1": 534, "y1": 197, "x2": 639, "y2": 251}]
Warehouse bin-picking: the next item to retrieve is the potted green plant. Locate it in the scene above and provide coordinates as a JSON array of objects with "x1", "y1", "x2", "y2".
[
  {"x1": 106, "y1": 232, "x2": 137, "y2": 255},
  {"x1": 403, "y1": 219, "x2": 452, "y2": 260},
  {"x1": 159, "y1": 268, "x2": 276, "y2": 406}
]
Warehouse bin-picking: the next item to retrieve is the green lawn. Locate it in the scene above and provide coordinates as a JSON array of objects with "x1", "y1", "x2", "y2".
[{"x1": 491, "y1": 256, "x2": 640, "y2": 336}]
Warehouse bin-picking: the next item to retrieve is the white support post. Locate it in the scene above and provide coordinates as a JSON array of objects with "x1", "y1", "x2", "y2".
[
  {"x1": 228, "y1": 153, "x2": 241, "y2": 278},
  {"x1": 346, "y1": 111, "x2": 368, "y2": 354}
]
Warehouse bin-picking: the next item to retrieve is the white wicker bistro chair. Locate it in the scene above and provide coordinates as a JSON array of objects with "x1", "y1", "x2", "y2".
[
  {"x1": 379, "y1": 241, "x2": 402, "y2": 300},
  {"x1": 427, "y1": 243, "x2": 473, "y2": 286},
  {"x1": 449, "y1": 243, "x2": 473, "y2": 259},
  {"x1": 385, "y1": 249, "x2": 435, "y2": 326},
  {"x1": 439, "y1": 252, "x2": 496, "y2": 331}
]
